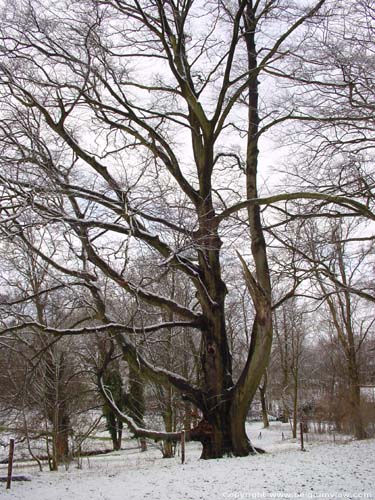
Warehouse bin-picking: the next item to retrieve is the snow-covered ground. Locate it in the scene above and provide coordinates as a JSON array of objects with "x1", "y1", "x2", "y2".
[{"x1": 1, "y1": 422, "x2": 374, "y2": 500}]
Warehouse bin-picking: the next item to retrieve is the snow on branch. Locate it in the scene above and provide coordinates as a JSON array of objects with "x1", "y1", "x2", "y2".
[
  {"x1": 115, "y1": 331, "x2": 205, "y2": 410},
  {"x1": 0, "y1": 319, "x2": 202, "y2": 337},
  {"x1": 98, "y1": 373, "x2": 183, "y2": 442}
]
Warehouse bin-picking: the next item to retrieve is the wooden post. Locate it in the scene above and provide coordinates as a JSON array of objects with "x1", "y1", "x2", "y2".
[
  {"x1": 6, "y1": 438, "x2": 15, "y2": 490},
  {"x1": 300, "y1": 422, "x2": 305, "y2": 451},
  {"x1": 181, "y1": 430, "x2": 185, "y2": 464}
]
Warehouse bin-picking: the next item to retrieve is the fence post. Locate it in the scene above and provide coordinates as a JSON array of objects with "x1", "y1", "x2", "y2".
[
  {"x1": 181, "y1": 430, "x2": 185, "y2": 464},
  {"x1": 6, "y1": 438, "x2": 15, "y2": 490}
]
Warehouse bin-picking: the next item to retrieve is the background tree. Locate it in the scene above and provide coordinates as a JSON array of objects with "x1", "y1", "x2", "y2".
[
  {"x1": 272, "y1": 299, "x2": 308, "y2": 437},
  {"x1": 307, "y1": 220, "x2": 373, "y2": 439},
  {"x1": 102, "y1": 367, "x2": 124, "y2": 451},
  {"x1": 270, "y1": 215, "x2": 375, "y2": 438},
  {"x1": 0, "y1": 232, "x2": 100, "y2": 469}
]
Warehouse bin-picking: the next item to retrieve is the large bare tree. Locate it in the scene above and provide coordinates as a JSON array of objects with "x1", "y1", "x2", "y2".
[{"x1": 0, "y1": 0, "x2": 327, "y2": 458}]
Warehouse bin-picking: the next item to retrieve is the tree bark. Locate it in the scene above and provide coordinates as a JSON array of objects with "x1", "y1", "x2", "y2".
[
  {"x1": 259, "y1": 373, "x2": 269, "y2": 429},
  {"x1": 348, "y1": 364, "x2": 366, "y2": 440}
]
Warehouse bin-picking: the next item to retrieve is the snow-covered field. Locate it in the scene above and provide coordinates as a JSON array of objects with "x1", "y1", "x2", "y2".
[{"x1": 1, "y1": 423, "x2": 374, "y2": 500}]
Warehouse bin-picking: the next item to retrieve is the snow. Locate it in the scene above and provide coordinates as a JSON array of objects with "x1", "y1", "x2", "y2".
[{"x1": 1, "y1": 423, "x2": 374, "y2": 500}]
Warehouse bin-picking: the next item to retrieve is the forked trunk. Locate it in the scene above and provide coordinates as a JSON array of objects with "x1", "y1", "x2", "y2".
[
  {"x1": 192, "y1": 308, "x2": 252, "y2": 458},
  {"x1": 191, "y1": 405, "x2": 250, "y2": 458},
  {"x1": 193, "y1": 394, "x2": 268, "y2": 458}
]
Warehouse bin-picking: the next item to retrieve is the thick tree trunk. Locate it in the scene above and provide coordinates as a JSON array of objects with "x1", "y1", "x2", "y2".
[
  {"x1": 292, "y1": 377, "x2": 298, "y2": 439},
  {"x1": 349, "y1": 385, "x2": 365, "y2": 440},
  {"x1": 45, "y1": 350, "x2": 70, "y2": 469},
  {"x1": 281, "y1": 374, "x2": 290, "y2": 424},
  {"x1": 117, "y1": 424, "x2": 123, "y2": 450},
  {"x1": 229, "y1": 396, "x2": 253, "y2": 456},
  {"x1": 198, "y1": 318, "x2": 236, "y2": 458},
  {"x1": 348, "y1": 365, "x2": 366, "y2": 440},
  {"x1": 192, "y1": 295, "x2": 251, "y2": 458},
  {"x1": 106, "y1": 412, "x2": 122, "y2": 450},
  {"x1": 193, "y1": 392, "x2": 269, "y2": 458},
  {"x1": 54, "y1": 419, "x2": 70, "y2": 464},
  {"x1": 259, "y1": 373, "x2": 269, "y2": 429},
  {"x1": 191, "y1": 406, "x2": 249, "y2": 458},
  {"x1": 49, "y1": 411, "x2": 70, "y2": 470},
  {"x1": 194, "y1": 204, "x2": 235, "y2": 458},
  {"x1": 183, "y1": 402, "x2": 192, "y2": 431},
  {"x1": 162, "y1": 384, "x2": 174, "y2": 458},
  {"x1": 112, "y1": 420, "x2": 122, "y2": 450}
]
